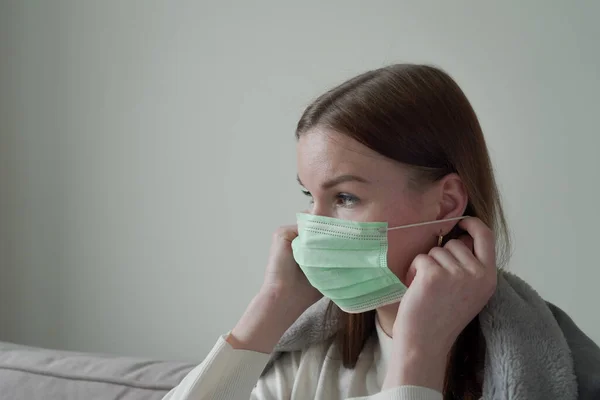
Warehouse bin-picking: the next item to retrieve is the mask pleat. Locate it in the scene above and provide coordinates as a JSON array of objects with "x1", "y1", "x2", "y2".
[
  {"x1": 292, "y1": 245, "x2": 383, "y2": 269},
  {"x1": 292, "y1": 213, "x2": 407, "y2": 314}
]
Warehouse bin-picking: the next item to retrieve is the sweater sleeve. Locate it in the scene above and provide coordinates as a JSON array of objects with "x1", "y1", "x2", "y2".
[
  {"x1": 161, "y1": 334, "x2": 299, "y2": 400},
  {"x1": 162, "y1": 335, "x2": 442, "y2": 400},
  {"x1": 350, "y1": 386, "x2": 442, "y2": 400}
]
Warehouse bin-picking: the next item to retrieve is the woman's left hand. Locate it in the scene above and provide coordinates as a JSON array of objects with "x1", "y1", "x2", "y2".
[{"x1": 383, "y1": 217, "x2": 497, "y2": 392}]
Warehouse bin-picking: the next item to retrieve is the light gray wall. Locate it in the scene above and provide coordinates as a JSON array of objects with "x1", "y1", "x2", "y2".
[{"x1": 0, "y1": 0, "x2": 598, "y2": 361}]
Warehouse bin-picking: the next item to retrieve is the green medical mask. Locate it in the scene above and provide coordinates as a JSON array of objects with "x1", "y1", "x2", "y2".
[{"x1": 291, "y1": 213, "x2": 465, "y2": 314}]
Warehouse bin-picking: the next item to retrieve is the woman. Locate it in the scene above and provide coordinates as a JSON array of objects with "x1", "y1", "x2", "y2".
[{"x1": 164, "y1": 64, "x2": 600, "y2": 400}]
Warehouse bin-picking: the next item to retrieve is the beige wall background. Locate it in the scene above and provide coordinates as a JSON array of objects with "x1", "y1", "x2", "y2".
[{"x1": 0, "y1": 0, "x2": 598, "y2": 362}]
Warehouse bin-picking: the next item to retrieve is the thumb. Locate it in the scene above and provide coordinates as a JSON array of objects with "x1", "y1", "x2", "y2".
[{"x1": 404, "y1": 261, "x2": 418, "y2": 287}]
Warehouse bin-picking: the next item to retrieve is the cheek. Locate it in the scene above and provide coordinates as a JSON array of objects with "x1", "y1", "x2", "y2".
[{"x1": 386, "y1": 230, "x2": 435, "y2": 284}]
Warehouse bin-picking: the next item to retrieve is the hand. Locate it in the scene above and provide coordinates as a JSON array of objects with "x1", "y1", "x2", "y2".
[
  {"x1": 261, "y1": 225, "x2": 322, "y2": 308},
  {"x1": 228, "y1": 225, "x2": 321, "y2": 353},
  {"x1": 383, "y1": 217, "x2": 497, "y2": 392}
]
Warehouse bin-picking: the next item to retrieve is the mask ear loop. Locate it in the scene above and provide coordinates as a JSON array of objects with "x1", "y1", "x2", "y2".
[
  {"x1": 385, "y1": 216, "x2": 467, "y2": 246},
  {"x1": 386, "y1": 216, "x2": 467, "y2": 231}
]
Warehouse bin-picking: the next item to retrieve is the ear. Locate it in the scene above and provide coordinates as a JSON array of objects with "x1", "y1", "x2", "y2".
[{"x1": 436, "y1": 173, "x2": 468, "y2": 221}]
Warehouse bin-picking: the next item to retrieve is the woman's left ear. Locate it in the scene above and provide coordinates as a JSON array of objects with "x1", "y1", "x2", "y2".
[{"x1": 437, "y1": 173, "x2": 468, "y2": 220}]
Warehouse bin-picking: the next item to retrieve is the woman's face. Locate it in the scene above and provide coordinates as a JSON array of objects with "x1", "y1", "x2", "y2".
[{"x1": 296, "y1": 128, "x2": 461, "y2": 284}]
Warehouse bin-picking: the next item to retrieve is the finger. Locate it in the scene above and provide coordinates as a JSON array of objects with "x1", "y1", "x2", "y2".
[
  {"x1": 458, "y1": 217, "x2": 496, "y2": 268},
  {"x1": 274, "y1": 225, "x2": 299, "y2": 243},
  {"x1": 405, "y1": 254, "x2": 441, "y2": 287},
  {"x1": 428, "y1": 247, "x2": 461, "y2": 274},
  {"x1": 458, "y1": 234, "x2": 474, "y2": 253},
  {"x1": 444, "y1": 239, "x2": 479, "y2": 274}
]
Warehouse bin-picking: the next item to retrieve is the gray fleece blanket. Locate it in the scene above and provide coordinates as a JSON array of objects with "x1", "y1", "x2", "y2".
[{"x1": 265, "y1": 272, "x2": 600, "y2": 399}]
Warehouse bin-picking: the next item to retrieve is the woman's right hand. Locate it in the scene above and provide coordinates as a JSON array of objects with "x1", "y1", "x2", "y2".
[
  {"x1": 261, "y1": 225, "x2": 322, "y2": 306},
  {"x1": 227, "y1": 225, "x2": 321, "y2": 354}
]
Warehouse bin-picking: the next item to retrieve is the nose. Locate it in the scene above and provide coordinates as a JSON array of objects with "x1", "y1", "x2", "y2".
[{"x1": 308, "y1": 202, "x2": 333, "y2": 218}]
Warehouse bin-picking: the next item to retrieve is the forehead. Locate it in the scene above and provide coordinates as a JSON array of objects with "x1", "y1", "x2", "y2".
[{"x1": 296, "y1": 128, "x2": 407, "y2": 185}]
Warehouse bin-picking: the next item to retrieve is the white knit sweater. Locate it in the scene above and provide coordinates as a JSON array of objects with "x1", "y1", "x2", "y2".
[{"x1": 162, "y1": 318, "x2": 441, "y2": 400}]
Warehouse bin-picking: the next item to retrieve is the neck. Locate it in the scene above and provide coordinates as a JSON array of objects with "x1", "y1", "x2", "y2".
[{"x1": 375, "y1": 302, "x2": 400, "y2": 338}]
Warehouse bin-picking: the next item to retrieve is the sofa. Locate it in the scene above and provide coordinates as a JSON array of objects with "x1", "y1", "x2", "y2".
[{"x1": 0, "y1": 340, "x2": 196, "y2": 399}]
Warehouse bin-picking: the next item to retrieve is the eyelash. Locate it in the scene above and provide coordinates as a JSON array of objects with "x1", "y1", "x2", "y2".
[{"x1": 301, "y1": 190, "x2": 360, "y2": 207}]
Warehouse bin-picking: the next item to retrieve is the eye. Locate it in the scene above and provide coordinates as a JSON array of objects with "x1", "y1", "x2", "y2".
[
  {"x1": 301, "y1": 189, "x2": 314, "y2": 205},
  {"x1": 335, "y1": 193, "x2": 360, "y2": 207}
]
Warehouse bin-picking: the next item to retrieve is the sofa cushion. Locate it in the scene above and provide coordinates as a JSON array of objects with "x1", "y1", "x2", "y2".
[{"x1": 0, "y1": 341, "x2": 195, "y2": 400}]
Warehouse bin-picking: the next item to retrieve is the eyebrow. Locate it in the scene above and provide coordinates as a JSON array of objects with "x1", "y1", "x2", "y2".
[{"x1": 296, "y1": 174, "x2": 370, "y2": 190}]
